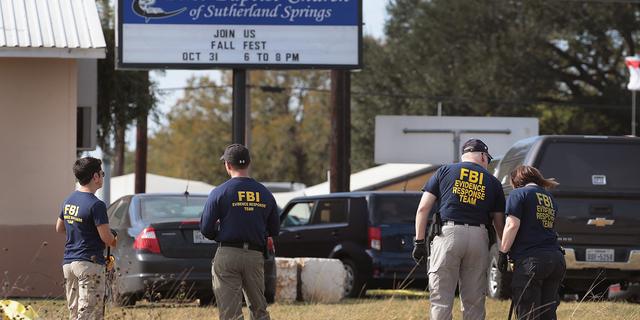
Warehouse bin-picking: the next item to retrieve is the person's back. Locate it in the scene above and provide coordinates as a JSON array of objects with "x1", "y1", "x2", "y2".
[
  {"x1": 413, "y1": 138, "x2": 505, "y2": 320},
  {"x1": 200, "y1": 144, "x2": 279, "y2": 320},
  {"x1": 209, "y1": 177, "x2": 279, "y2": 247},
  {"x1": 429, "y1": 161, "x2": 503, "y2": 225},
  {"x1": 56, "y1": 157, "x2": 115, "y2": 320},
  {"x1": 499, "y1": 165, "x2": 565, "y2": 320},
  {"x1": 507, "y1": 185, "x2": 560, "y2": 260},
  {"x1": 61, "y1": 191, "x2": 108, "y2": 265}
]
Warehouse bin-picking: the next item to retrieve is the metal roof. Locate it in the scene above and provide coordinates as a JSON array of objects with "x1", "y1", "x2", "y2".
[
  {"x1": 0, "y1": 0, "x2": 105, "y2": 58},
  {"x1": 272, "y1": 163, "x2": 439, "y2": 206}
]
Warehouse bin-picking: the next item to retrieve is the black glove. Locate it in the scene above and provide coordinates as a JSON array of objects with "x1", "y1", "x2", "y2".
[
  {"x1": 412, "y1": 238, "x2": 428, "y2": 266},
  {"x1": 110, "y1": 228, "x2": 118, "y2": 237},
  {"x1": 498, "y1": 251, "x2": 509, "y2": 274}
]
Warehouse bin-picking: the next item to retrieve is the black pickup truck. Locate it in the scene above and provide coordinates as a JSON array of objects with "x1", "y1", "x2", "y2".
[{"x1": 487, "y1": 135, "x2": 640, "y2": 299}]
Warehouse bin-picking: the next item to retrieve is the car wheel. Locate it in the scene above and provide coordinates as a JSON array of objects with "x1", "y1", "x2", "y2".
[
  {"x1": 342, "y1": 259, "x2": 364, "y2": 298},
  {"x1": 488, "y1": 243, "x2": 512, "y2": 300}
]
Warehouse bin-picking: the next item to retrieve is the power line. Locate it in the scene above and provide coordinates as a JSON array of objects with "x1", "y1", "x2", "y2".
[
  {"x1": 155, "y1": 84, "x2": 231, "y2": 91},
  {"x1": 154, "y1": 85, "x2": 630, "y2": 111},
  {"x1": 351, "y1": 91, "x2": 630, "y2": 111}
]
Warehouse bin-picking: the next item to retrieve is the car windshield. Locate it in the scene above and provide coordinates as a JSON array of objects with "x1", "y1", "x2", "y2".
[
  {"x1": 370, "y1": 194, "x2": 422, "y2": 225},
  {"x1": 140, "y1": 195, "x2": 208, "y2": 222}
]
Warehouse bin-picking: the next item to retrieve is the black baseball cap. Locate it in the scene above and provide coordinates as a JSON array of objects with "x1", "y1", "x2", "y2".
[
  {"x1": 461, "y1": 138, "x2": 492, "y2": 158},
  {"x1": 220, "y1": 143, "x2": 251, "y2": 165}
]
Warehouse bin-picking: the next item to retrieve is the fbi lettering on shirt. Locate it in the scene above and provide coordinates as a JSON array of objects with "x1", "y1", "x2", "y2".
[
  {"x1": 451, "y1": 168, "x2": 486, "y2": 205},
  {"x1": 536, "y1": 193, "x2": 556, "y2": 228},
  {"x1": 232, "y1": 191, "x2": 267, "y2": 211},
  {"x1": 63, "y1": 204, "x2": 83, "y2": 224}
]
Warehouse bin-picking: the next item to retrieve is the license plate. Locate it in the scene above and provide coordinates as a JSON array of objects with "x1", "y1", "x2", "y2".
[
  {"x1": 193, "y1": 230, "x2": 216, "y2": 244},
  {"x1": 586, "y1": 248, "x2": 614, "y2": 262}
]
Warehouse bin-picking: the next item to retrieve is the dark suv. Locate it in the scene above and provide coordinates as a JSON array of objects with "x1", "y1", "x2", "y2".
[
  {"x1": 488, "y1": 135, "x2": 640, "y2": 299},
  {"x1": 273, "y1": 191, "x2": 429, "y2": 298}
]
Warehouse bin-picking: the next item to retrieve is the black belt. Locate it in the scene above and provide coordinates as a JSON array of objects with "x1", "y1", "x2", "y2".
[
  {"x1": 443, "y1": 220, "x2": 484, "y2": 227},
  {"x1": 219, "y1": 242, "x2": 263, "y2": 252}
]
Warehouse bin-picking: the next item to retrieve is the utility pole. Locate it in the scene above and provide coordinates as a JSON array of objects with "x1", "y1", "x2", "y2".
[
  {"x1": 232, "y1": 69, "x2": 247, "y2": 145},
  {"x1": 330, "y1": 70, "x2": 351, "y2": 193},
  {"x1": 135, "y1": 71, "x2": 149, "y2": 194},
  {"x1": 245, "y1": 71, "x2": 252, "y2": 176}
]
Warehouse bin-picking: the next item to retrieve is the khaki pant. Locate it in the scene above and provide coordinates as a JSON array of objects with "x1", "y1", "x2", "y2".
[
  {"x1": 429, "y1": 223, "x2": 490, "y2": 320},
  {"x1": 63, "y1": 261, "x2": 105, "y2": 320},
  {"x1": 212, "y1": 246, "x2": 269, "y2": 320}
]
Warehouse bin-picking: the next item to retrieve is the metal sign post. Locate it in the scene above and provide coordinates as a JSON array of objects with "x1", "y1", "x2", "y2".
[
  {"x1": 625, "y1": 56, "x2": 640, "y2": 136},
  {"x1": 232, "y1": 69, "x2": 246, "y2": 144},
  {"x1": 632, "y1": 91, "x2": 637, "y2": 137}
]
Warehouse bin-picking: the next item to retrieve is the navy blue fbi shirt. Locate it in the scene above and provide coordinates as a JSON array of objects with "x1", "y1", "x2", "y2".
[
  {"x1": 200, "y1": 177, "x2": 280, "y2": 247},
  {"x1": 423, "y1": 162, "x2": 506, "y2": 225},
  {"x1": 59, "y1": 191, "x2": 110, "y2": 265},
  {"x1": 506, "y1": 185, "x2": 560, "y2": 260}
]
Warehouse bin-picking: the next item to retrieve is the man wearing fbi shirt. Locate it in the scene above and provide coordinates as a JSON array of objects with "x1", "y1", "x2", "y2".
[
  {"x1": 413, "y1": 138, "x2": 505, "y2": 320},
  {"x1": 200, "y1": 143, "x2": 280, "y2": 320}
]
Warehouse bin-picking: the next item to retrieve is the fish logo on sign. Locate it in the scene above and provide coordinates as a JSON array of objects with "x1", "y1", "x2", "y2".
[{"x1": 132, "y1": 0, "x2": 186, "y2": 23}]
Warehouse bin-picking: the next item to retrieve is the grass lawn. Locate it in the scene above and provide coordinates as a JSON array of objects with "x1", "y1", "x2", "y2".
[{"x1": 12, "y1": 290, "x2": 640, "y2": 320}]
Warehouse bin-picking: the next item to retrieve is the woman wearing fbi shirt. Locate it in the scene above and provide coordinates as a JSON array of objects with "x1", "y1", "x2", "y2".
[{"x1": 498, "y1": 165, "x2": 566, "y2": 320}]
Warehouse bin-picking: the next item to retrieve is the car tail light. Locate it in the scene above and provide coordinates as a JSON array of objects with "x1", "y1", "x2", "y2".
[
  {"x1": 267, "y1": 237, "x2": 274, "y2": 250},
  {"x1": 610, "y1": 285, "x2": 621, "y2": 293},
  {"x1": 369, "y1": 227, "x2": 381, "y2": 250},
  {"x1": 133, "y1": 227, "x2": 161, "y2": 253}
]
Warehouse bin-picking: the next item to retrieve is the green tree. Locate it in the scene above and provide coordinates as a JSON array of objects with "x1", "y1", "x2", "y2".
[
  {"x1": 147, "y1": 71, "x2": 332, "y2": 186},
  {"x1": 351, "y1": 0, "x2": 639, "y2": 166},
  {"x1": 351, "y1": 36, "x2": 401, "y2": 172},
  {"x1": 250, "y1": 71, "x2": 331, "y2": 186},
  {"x1": 148, "y1": 75, "x2": 231, "y2": 185},
  {"x1": 96, "y1": 0, "x2": 157, "y2": 172}
]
